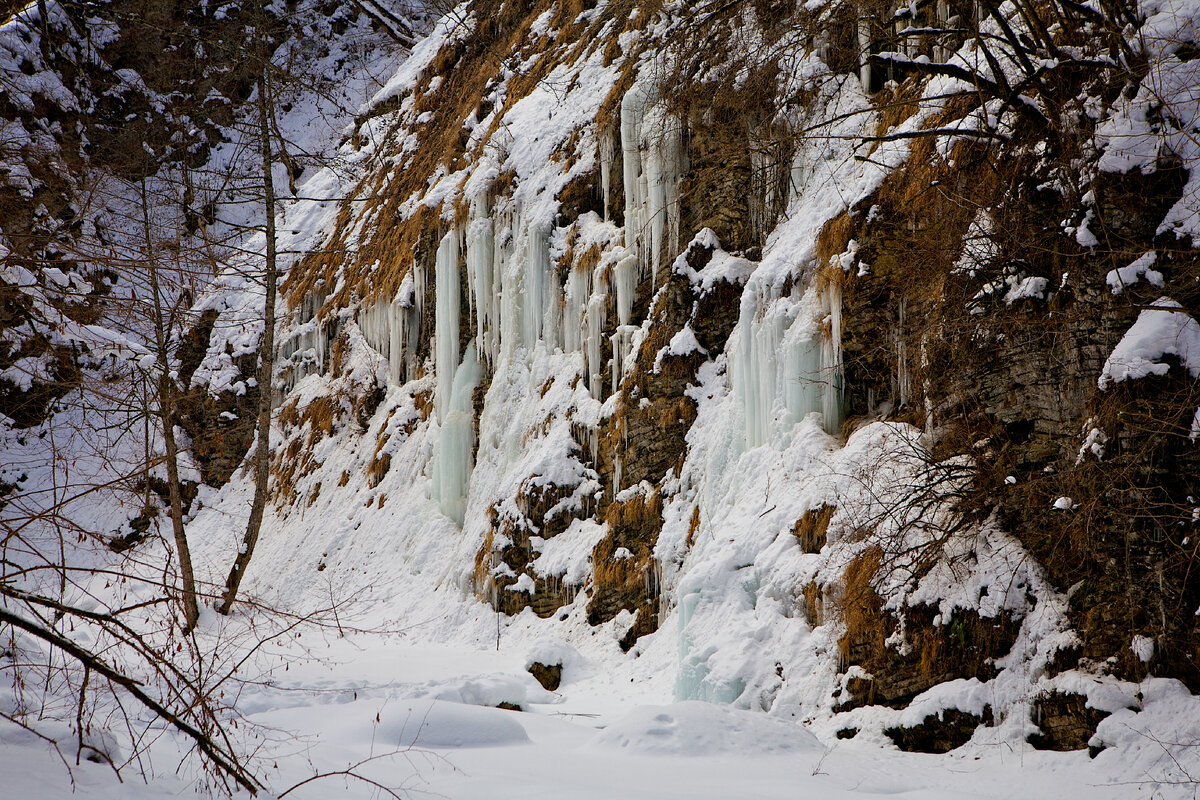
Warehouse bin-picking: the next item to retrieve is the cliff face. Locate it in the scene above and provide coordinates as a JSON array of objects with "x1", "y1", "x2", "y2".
[
  {"x1": 215, "y1": 0, "x2": 1200, "y2": 746},
  {"x1": 6, "y1": 0, "x2": 1200, "y2": 757}
]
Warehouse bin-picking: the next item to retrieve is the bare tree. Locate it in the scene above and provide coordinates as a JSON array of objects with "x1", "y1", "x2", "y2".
[{"x1": 219, "y1": 53, "x2": 280, "y2": 616}]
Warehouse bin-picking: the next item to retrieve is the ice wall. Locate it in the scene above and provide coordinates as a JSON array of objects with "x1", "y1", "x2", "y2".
[
  {"x1": 620, "y1": 81, "x2": 684, "y2": 287},
  {"x1": 358, "y1": 272, "x2": 420, "y2": 385},
  {"x1": 730, "y1": 278, "x2": 844, "y2": 448}
]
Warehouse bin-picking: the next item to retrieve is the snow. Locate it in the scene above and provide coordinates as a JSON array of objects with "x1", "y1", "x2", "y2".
[
  {"x1": 8, "y1": 2, "x2": 1200, "y2": 799},
  {"x1": 589, "y1": 701, "x2": 823, "y2": 755},
  {"x1": 1099, "y1": 298, "x2": 1200, "y2": 388},
  {"x1": 1107, "y1": 251, "x2": 1164, "y2": 294}
]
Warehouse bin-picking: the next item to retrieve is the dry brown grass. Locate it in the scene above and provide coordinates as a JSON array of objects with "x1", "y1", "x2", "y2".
[
  {"x1": 815, "y1": 211, "x2": 855, "y2": 271},
  {"x1": 872, "y1": 77, "x2": 924, "y2": 140},
  {"x1": 592, "y1": 488, "x2": 663, "y2": 588},
  {"x1": 412, "y1": 388, "x2": 434, "y2": 421},
  {"x1": 793, "y1": 503, "x2": 835, "y2": 553},
  {"x1": 837, "y1": 546, "x2": 886, "y2": 670},
  {"x1": 367, "y1": 452, "x2": 391, "y2": 488},
  {"x1": 473, "y1": 516, "x2": 498, "y2": 597},
  {"x1": 686, "y1": 505, "x2": 701, "y2": 548}
]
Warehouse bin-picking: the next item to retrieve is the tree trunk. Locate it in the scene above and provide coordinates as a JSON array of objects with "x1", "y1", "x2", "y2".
[
  {"x1": 142, "y1": 180, "x2": 200, "y2": 632},
  {"x1": 219, "y1": 69, "x2": 277, "y2": 616},
  {"x1": 159, "y1": 381, "x2": 200, "y2": 631}
]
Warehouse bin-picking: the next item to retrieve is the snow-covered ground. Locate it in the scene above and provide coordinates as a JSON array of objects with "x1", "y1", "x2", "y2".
[{"x1": 4, "y1": 613, "x2": 1196, "y2": 800}]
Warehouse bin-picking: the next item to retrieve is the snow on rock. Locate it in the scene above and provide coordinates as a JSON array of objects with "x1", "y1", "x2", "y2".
[
  {"x1": 588, "y1": 701, "x2": 822, "y2": 756},
  {"x1": 531, "y1": 518, "x2": 607, "y2": 585},
  {"x1": 1099, "y1": 298, "x2": 1200, "y2": 388},
  {"x1": 1107, "y1": 252, "x2": 1164, "y2": 294}
]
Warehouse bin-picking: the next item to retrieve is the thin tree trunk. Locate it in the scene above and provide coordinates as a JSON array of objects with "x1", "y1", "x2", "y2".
[
  {"x1": 158, "y1": 380, "x2": 199, "y2": 630},
  {"x1": 142, "y1": 180, "x2": 200, "y2": 632},
  {"x1": 219, "y1": 69, "x2": 277, "y2": 616}
]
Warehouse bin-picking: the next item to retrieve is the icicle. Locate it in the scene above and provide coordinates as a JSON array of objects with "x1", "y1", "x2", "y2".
[
  {"x1": 613, "y1": 254, "x2": 637, "y2": 327},
  {"x1": 496, "y1": 208, "x2": 520, "y2": 361},
  {"x1": 858, "y1": 19, "x2": 873, "y2": 92},
  {"x1": 435, "y1": 230, "x2": 461, "y2": 422},
  {"x1": 467, "y1": 206, "x2": 497, "y2": 364},
  {"x1": 611, "y1": 324, "x2": 636, "y2": 396},
  {"x1": 585, "y1": 268, "x2": 609, "y2": 402},
  {"x1": 522, "y1": 223, "x2": 550, "y2": 349},
  {"x1": 620, "y1": 81, "x2": 683, "y2": 285},
  {"x1": 600, "y1": 129, "x2": 614, "y2": 223},
  {"x1": 620, "y1": 83, "x2": 651, "y2": 257},
  {"x1": 389, "y1": 293, "x2": 405, "y2": 385},
  {"x1": 896, "y1": 297, "x2": 910, "y2": 407},
  {"x1": 821, "y1": 280, "x2": 844, "y2": 432},
  {"x1": 358, "y1": 289, "x2": 413, "y2": 385},
  {"x1": 432, "y1": 342, "x2": 482, "y2": 525},
  {"x1": 564, "y1": 264, "x2": 590, "y2": 354}
]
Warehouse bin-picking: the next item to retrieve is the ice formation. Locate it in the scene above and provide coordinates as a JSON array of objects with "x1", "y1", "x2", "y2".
[
  {"x1": 620, "y1": 80, "x2": 684, "y2": 286},
  {"x1": 729, "y1": 277, "x2": 844, "y2": 448},
  {"x1": 279, "y1": 288, "x2": 330, "y2": 393},
  {"x1": 358, "y1": 272, "x2": 420, "y2": 385},
  {"x1": 433, "y1": 342, "x2": 482, "y2": 525},
  {"x1": 435, "y1": 229, "x2": 462, "y2": 420}
]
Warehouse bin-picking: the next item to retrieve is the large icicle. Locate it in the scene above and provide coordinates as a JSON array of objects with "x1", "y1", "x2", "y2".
[
  {"x1": 599, "y1": 129, "x2": 615, "y2": 223},
  {"x1": 467, "y1": 190, "x2": 498, "y2": 364},
  {"x1": 435, "y1": 229, "x2": 462, "y2": 421},
  {"x1": 620, "y1": 80, "x2": 684, "y2": 286},
  {"x1": 432, "y1": 343, "x2": 482, "y2": 525},
  {"x1": 564, "y1": 263, "x2": 590, "y2": 354},
  {"x1": 585, "y1": 275, "x2": 607, "y2": 400},
  {"x1": 523, "y1": 222, "x2": 560, "y2": 349}
]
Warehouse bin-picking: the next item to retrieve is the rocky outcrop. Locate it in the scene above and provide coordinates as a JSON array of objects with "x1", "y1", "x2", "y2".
[{"x1": 1028, "y1": 691, "x2": 1111, "y2": 753}]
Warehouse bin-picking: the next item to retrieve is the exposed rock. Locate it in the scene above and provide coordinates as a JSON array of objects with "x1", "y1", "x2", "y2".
[
  {"x1": 527, "y1": 661, "x2": 563, "y2": 691},
  {"x1": 1027, "y1": 691, "x2": 1111, "y2": 752},
  {"x1": 885, "y1": 706, "x2": 993, "y2": 754}
]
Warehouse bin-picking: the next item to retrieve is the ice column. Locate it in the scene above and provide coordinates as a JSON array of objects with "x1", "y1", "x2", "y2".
[
  {"x1": 620, "y1": 81, "x2": 683, "y2": 285},
  {"x1": 821, "y1": 281, "x2": 844, "y2": 427},
  {"x1": 564, "y1": 264, "x2": 590, "y2": 354},
  {"x1": 522, "y1": 222, "x2": 554, "y2": 349},
  {"x1": 858, "y1": 19, "x2": 873, "y2": 92},
  {"x1": 435, "y1": 229, "x2": 461, "y2": 421},
  {"x1": 585, "y1": 269, "x2": 608, "y2": 400},
  {"x1": 467, "y1": 191, "x2": 498, "y2": 364},
  {"x1": 432, "y1": 343, "x2": 482, "y2": 525},
  {"x1": 600, "y1": 130, "x2": 615, "y2": 223}
]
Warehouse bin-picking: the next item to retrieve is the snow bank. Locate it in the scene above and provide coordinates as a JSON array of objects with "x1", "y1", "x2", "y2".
[
  {"x1": 589, "y1": 701, "x2": 822, "y2": 756},
  {"x1": 1099, "y1": 298, "x2": 1200, "y2": 388}
]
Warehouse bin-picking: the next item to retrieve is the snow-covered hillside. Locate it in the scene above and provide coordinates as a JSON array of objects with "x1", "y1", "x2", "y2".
[{"x1": 3, "y1": 0, "x2": 1200, "y2": 796}]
